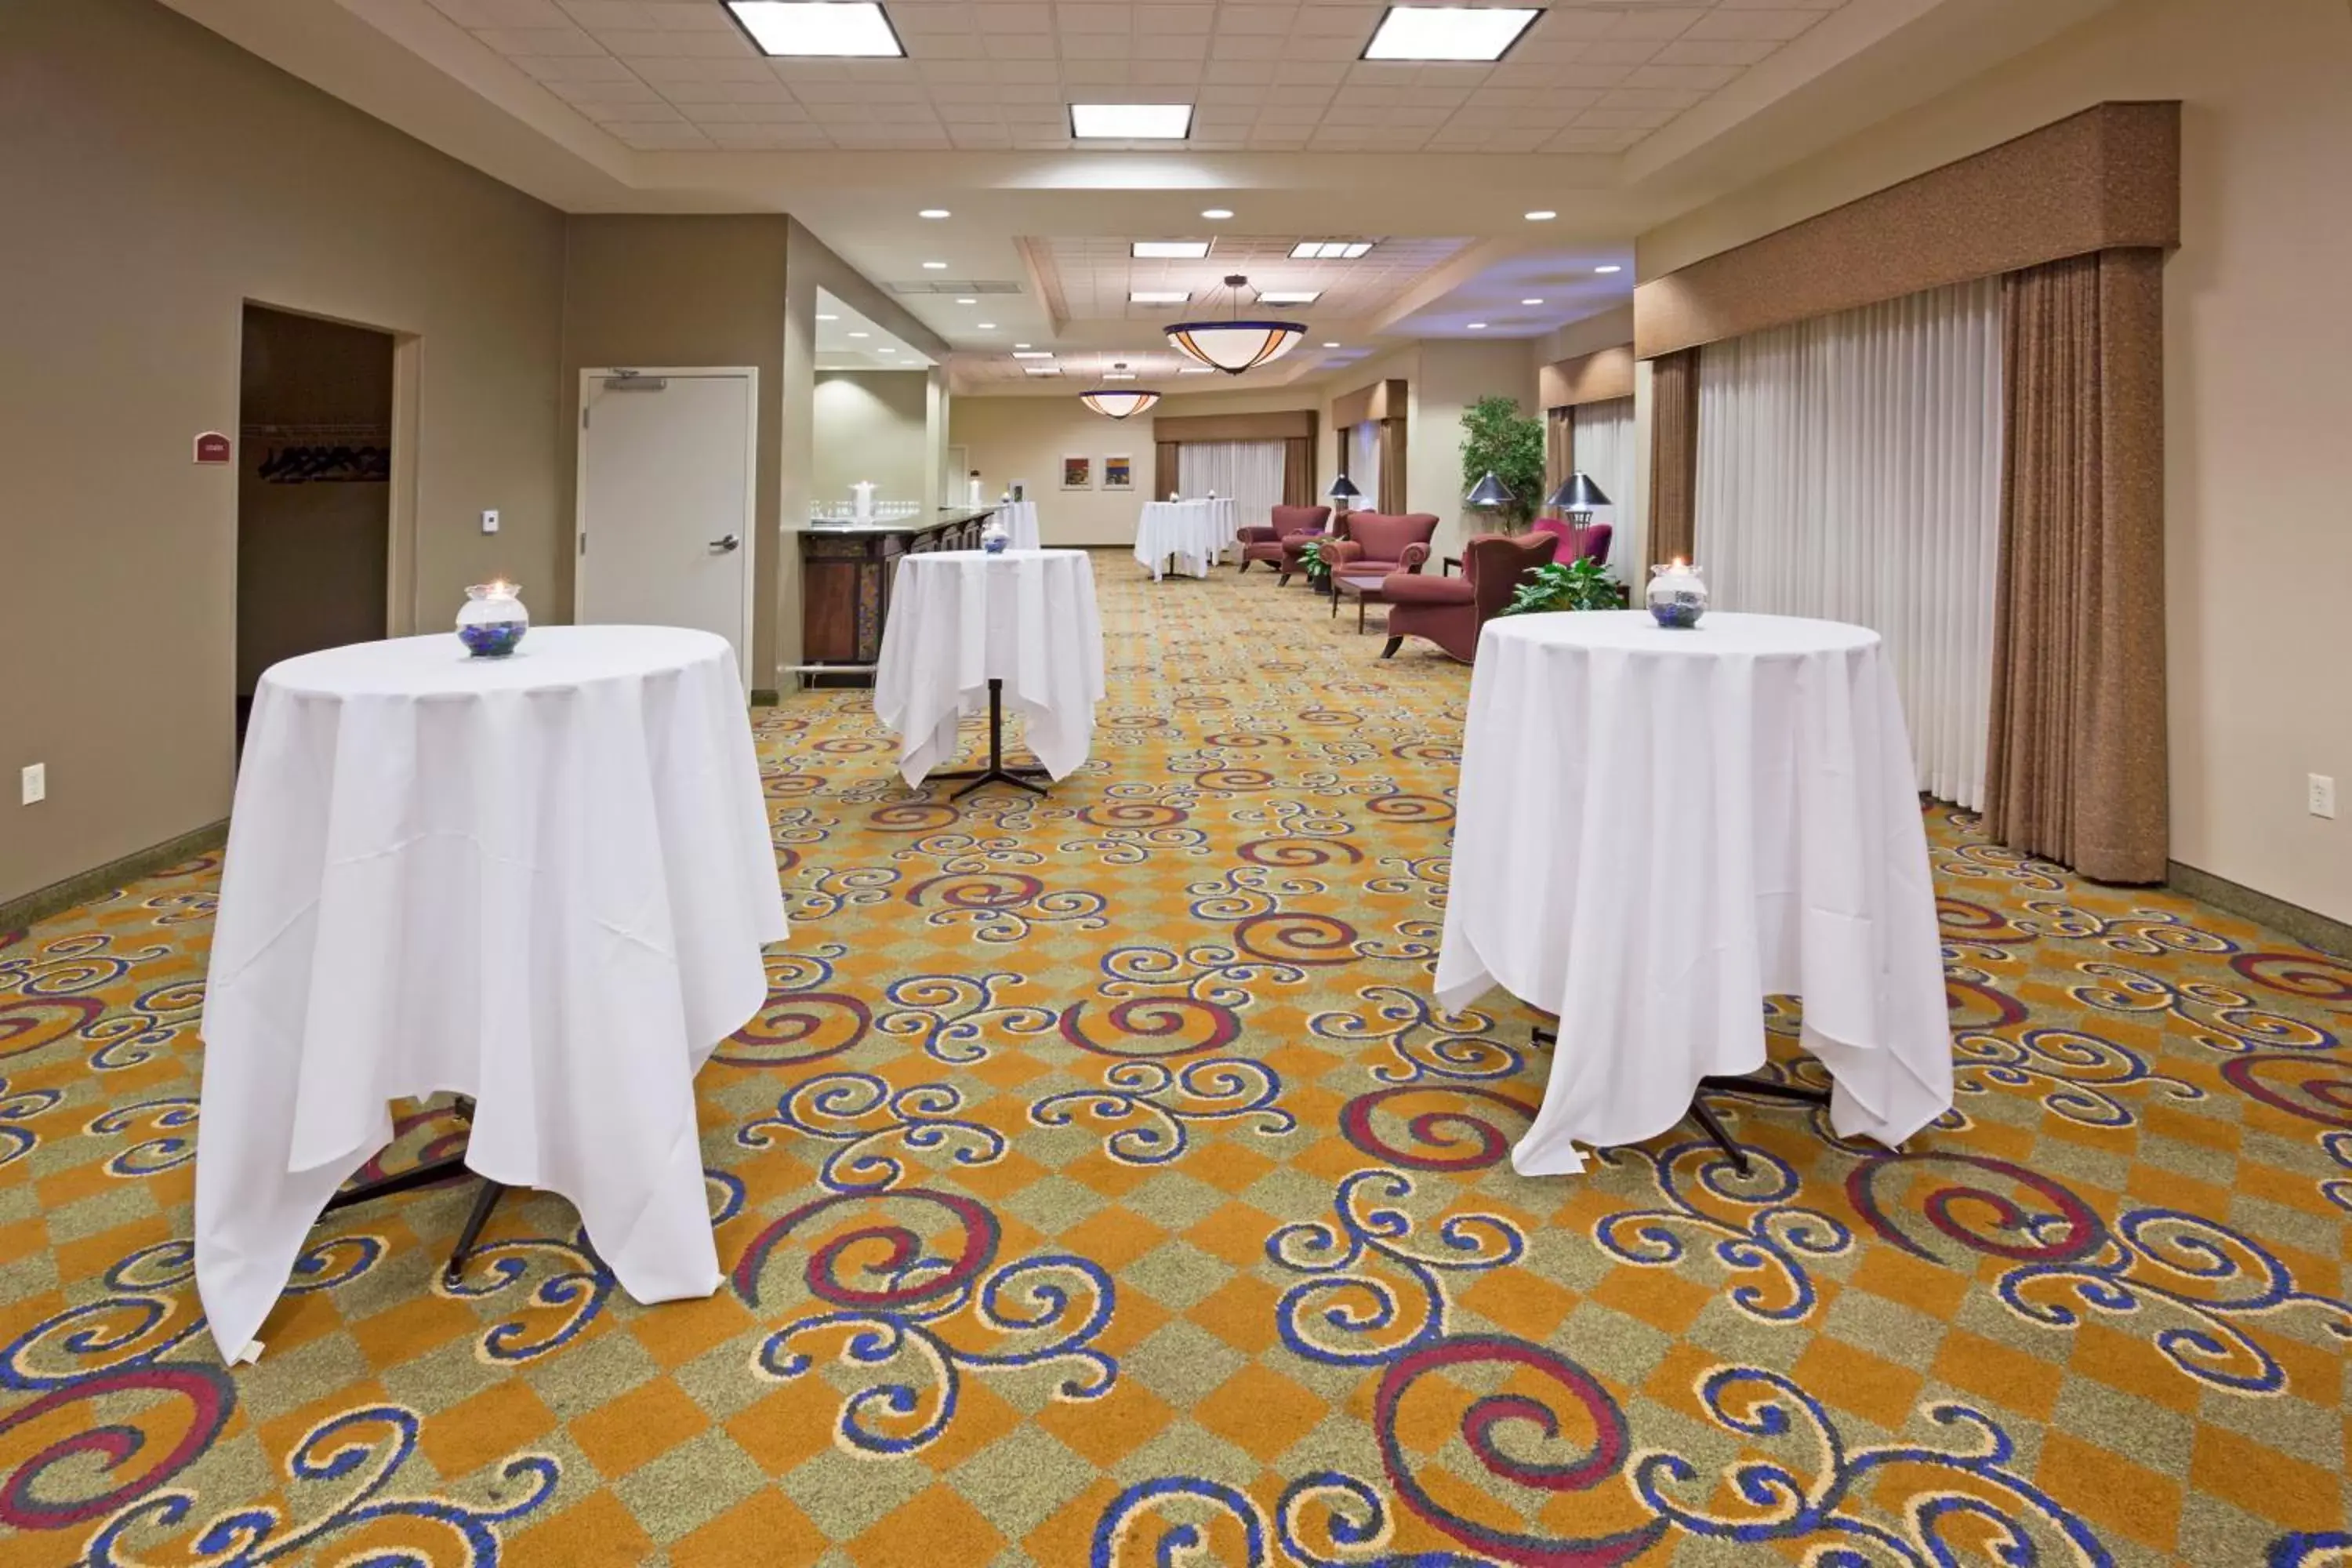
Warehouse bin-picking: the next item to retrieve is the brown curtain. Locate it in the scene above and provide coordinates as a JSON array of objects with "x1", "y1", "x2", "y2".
[
  {"x1": 1982, "y1": 249, "x2": 2166, "y2": 882},
  {"x1": 1152, "y1": 442, "x2": 1179, "y2": 501},
  {"x1": 1647, "y1": 349, "x2": 1700, "y2": 562},
  {"x1": 1377, "y1": 417, "x2": 1407, "y2": 514},
  {"x1": 1544, "y1": 408, "x2": 1573, "y2": 513},
  {"x1": 1282, "y1": 437, "x2": 1313, "y2": 507}
]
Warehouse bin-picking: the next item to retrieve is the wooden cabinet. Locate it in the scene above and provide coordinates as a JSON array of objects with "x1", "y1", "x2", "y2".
[{"x1": 798, "y1": 509, "x2": 995, "y2": 679}]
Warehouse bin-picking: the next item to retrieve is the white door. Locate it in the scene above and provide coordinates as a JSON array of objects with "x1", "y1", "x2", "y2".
[{"x1": 576, "y1": 368, "x2": 757, "y2": 678}]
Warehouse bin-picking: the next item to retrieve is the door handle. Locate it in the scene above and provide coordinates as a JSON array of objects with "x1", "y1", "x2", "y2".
[{"x1": 709, "y1": 533, "x2": 741, "y2": 553}]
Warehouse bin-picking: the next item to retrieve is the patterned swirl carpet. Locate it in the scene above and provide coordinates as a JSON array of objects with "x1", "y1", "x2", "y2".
[{"x1": 2, "y1": 556, "x2": 2348, "y2": 1567}]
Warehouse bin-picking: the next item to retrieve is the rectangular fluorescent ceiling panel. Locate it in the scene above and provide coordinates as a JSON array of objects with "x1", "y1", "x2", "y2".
[
  {"x1": 1070, "y1": 103, "x2": 1193, "y2": 140},
  {"x1": 1130, "y1": 291, "x2": 1191, "y2": 304},
  {"x1": 1290, "y1": 241, "x2": 1375, "y2": 260},
  {"x1": 1363, "y1": 6, "x2": 1537, "y2": 62},
  {"x1": 1011, "y1": 350, "x2": 1055, "y2": 359},
  {"x1": 1132, "y1": 240, "x2": 1210, "y2": 260},
  {"x1": 1258, "y1": 291, "x2": 1322, "y2": 304},
  {"x1": 726, "y1": 2, "x2": 903, "y2": 56},
  {"x1": 1024, "y1": 367, "x2": 1062, "y2": 376}
]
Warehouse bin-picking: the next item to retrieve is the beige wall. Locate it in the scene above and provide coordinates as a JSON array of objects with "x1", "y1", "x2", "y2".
[
  {"x1": 0, "y1": 0, "x2": 565, "y2": 907},
  {"x1": 560, "y1": 215, "x2": 789, "y2": 688},
  {"x1": 949, "y1": 397, "x2": 1160, "y2": 545},
  {"x1": 1636, "y1": 0, "x2": 2352, "y2": 922},
  {"x1": 813, "y1": 372, "x2": 932, "y2": 511}
]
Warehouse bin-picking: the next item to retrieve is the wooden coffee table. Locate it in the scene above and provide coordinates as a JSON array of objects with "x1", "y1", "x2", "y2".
[{"x1": 1332, "y1": 572, "x2": 1389, "y2": 633}]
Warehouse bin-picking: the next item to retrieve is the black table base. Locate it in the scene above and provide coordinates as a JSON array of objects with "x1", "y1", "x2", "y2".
[
  {"x1": 930, "y1": 677, "x2": 1050, "y2": 800},
  {"x1": 319, "y1": 1097, "x2": 508, "y2": 1286},
  {"x1": 1529, "y1": 1026, "x2": 1832, "y2": 1176}
]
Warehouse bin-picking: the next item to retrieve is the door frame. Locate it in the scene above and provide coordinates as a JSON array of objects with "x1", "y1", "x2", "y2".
[{"x1": 573, "y1": 366, "x2": 760, "y2": 681}]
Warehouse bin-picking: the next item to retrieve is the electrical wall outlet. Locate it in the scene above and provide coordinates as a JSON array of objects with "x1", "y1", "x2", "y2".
[
  {"x1": 20, "y1": 763, "x2": 45, "y2": 805},
  {"x1": 481, "y1": 509, "x2": 500, "y2": 535},
  {"x1": 2311, "y1": 773, "x2": 2337, "y2": 820}
]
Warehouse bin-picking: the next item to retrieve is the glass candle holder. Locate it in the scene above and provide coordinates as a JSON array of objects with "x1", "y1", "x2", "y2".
[
  {"x1": 456, "y1": 581, "x2": 529, "y2": 657},
  {"x1": 1646, "y1": 561, "x2": 1708, "y2": 629},
  {"x1": 981, "y1": 518, "x2": 1010, "y2": 554}
]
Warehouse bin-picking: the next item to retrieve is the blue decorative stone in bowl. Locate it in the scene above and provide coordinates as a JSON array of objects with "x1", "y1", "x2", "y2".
[
  {"x1": 456, "y1": 581, "x2": 529, "y2": 657},
  {"x1": 1646, "y1": 561, "x2": 1708, "y2": 629}
]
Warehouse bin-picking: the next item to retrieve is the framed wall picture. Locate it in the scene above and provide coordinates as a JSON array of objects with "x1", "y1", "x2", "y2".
[
  {"x1": 1061, "y1": 454, "x2": 1092, "y2": 490},
  {"x1": 1102, "y1": 454, "x2": 1134, "y2": 491}
]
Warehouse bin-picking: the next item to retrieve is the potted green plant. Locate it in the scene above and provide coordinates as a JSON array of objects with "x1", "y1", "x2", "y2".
[
  {"x1": 1458, "y1": 395, "x2": 1545, "y2": 532},
  {"x1": 1501, "y1": 556, "x2": 1623, "y2": 616},
  {"x1": 1296, "y1": 535, "x2": 1332, "y2": 589}
]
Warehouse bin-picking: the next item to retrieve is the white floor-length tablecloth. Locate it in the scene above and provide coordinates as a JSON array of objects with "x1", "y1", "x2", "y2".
[
  {"x1": 1435, "y1": 611, "x2": 1951, "y2": 1175},
  {"x1": 874, "y1": 549, "x2": 1106, "y2": 786},
  {"x1": 196, "y1": 626, "x2": 789, "y2": 1363},
  {"x1": 1132, "y1": 499, "x2": 1236, "y2": 580},
  {"x1": 995, "y1": 500, "x2": 1041, "y2": 550}
]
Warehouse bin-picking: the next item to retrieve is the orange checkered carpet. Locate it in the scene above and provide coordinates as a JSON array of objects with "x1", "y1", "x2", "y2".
[{"x1": 2, "y1": 557, "x2": 2348, "y2": 1566}]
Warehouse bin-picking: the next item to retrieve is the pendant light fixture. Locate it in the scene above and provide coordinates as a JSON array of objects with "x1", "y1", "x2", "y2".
[
  {"x1": 1164, "y1": 275, "x2": 1306, "y2": 375},
  {"x1": 1077, "y1": 363, "x2": 1162, "y2": 419}
]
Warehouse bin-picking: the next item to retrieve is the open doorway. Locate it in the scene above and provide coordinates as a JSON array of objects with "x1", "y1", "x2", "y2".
[{"x1": 236, "y1": 305, "x2": 394, "y2": 746}]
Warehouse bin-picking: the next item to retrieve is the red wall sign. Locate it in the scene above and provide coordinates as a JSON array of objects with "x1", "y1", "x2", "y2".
[{"x1": 194, "y1": 431, "x2": 232, "y2": 465}]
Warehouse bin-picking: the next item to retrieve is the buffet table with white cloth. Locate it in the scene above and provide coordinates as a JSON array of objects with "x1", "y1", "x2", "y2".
[
  {"x1": 1132, "y1": 498, "x2": 1237, "y2": 580},
  {"x1": 995, "y1": 499, "x2": 1042, "y2": 551},
  {"x1": 195, "y1": 625, "x2": 789, "y2": 1363},
  {"x1": 874, "y1": 549, "x2": 1106, "y2": 788},
  {"x1": 1435, "y1": 610, "x2": 1951, "y2": 1176}
]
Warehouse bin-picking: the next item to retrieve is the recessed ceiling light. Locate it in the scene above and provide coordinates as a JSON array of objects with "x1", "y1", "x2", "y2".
[
  {"x1": 877, "y1": 347, "x2": 896, "y2": 354},
  {"x1": 1014, "y1": 343, "x2": 1032, "y2": 349},
  {"x1": 1290, "y1": 241, "x2": 1374, "y2": 260},
  {"x1": 921, "y1": 261, "x2": 947, "y2": 270},
  {"x1": 816, "y1": 314, "x2": 839, "y2": 321},
  {"x1": 1070, "y1": 103, "x2": 1193, "y2": 140},
  {"x1": 1467, "y1": 322, "x2": 1487, "y2": 330},
  {"x1": 1131, "y1": 290, "x2": 1191, "y2": 304},
  {"x1": 1201, "y1": 209, "x2": 1234, "y2": 220},
  {"x1": 1364, "y1": 5, "x2": 1538, "y2": 62},
  {"x1": 1258, "y1": 290, "x2": 1322, "y2": 305},
  {"x1": 1321, "y1": 341, "x2": 1341, "y2": 348},
  {"x1": 1012, "y1": 351, "x2": 1054, "y2": 359},
  {"x1": 1595, "y1": 264, "x2": 1624, "y2": 274},
  {"x1": 1133, "y1": 240, "x2": 1211, "y2": 260},
  {"x1": 955, "y1": 297, "x2": 977, "y2": 305},
  {"x1": 1178, "y1": 366, "x2": 1215, "y2": 375},
  {"x1": 919, "y1": 208, "x2": 949, "y2": 219},
  {"x1": 1102, "y1": 372, "x2": 1137, "y2": 381},
  {"x1": 848, "y1": 331, "x2": 871, "y2": 339},
  {"x1": 1522, "y1": 298, "x2": 1544, "y2": 306},
  {"x1": 724, "y1": 2, "x2": 904, "y2": 58},
  {"x1": 1525, "y1": 210, "x2": 1557, "y2": 222},
  {"x1": 1025, "y1": 366, "x2": 1061, "y2": 376},
  {"x1": 975, "y1": 322, "x2": 996, "y2": 329}
]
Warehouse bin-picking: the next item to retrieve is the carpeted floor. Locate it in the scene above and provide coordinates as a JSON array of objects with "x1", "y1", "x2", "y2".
[{"x1": 3, "y1": 557, "x2": 2348, "y2": 1567}]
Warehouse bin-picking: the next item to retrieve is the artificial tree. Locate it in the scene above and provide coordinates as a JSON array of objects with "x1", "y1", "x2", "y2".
[{"x1": 1458, "y1": 394, "x2": 1546, "y2": 532}]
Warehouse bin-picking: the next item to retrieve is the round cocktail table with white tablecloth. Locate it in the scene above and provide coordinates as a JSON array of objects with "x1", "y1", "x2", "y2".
[
  {"x1": 1133, "y1": 499, "x2": 1237, "y2": 580},
  {"x1": 995, "y1": 499, "x2": 1041, "y2": 550},
  {"x1": 874, "y1": 549, "x2": 1105, "y2": 788},
  {"x1": 195, "y1": 626, "x2": 789, "y2": 1363},
  {"x1": 1435, "y1": 610, "x2": 1952, "y2": 1176}
]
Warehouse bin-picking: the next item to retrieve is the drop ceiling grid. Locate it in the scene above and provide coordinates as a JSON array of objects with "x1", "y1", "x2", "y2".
[
  {"x1": 429, "y1": 0, "x2": 1849, "y2": 152},
  {"x1": 1038, "y1": 234, "x2": 1474, "y2": 321}
]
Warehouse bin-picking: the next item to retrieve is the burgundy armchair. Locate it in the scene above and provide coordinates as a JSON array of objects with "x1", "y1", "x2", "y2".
[
  {"x1": 1531, "y1": 517, "x2": 1613, "y2": 565},
  {"x1": 1240, "y1": 504, "x2": 1331, "y2": 575},
  {"x1": 1381, "y1": 531, "x2": 1558, "y2": 662},
  {"x1": 1324, "y1": 513, "x2": 1439, "y2": 579}
]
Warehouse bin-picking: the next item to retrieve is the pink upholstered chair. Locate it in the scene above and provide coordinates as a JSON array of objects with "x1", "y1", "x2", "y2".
[
  {"x1": 1324, "y1": 513, "x2": 1439, "y2": 579},
  {"x1": 1240, "y1": 504, "x2": 1330, "y2": 574},
  {"x1": 1381, "y1": 532, "x2": 1558, "y2": 662},
  {"x1": 1531, "y1": 517, "x2": 1613, "y2": 565}
]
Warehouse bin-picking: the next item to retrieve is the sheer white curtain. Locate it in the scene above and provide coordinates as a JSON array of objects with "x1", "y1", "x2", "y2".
[
  {"x1": 1178, "y1": 441, "x2": 1286, "y2": 518},
  {"x1": 1697, "y1": 276, "x2": 2001, "y2": 807},
  {"x1": 1566, "y1": 397, "x2": 1635, "y2": 573},
  {"x1": 1347, "y1": 423, "x2": 1381, "y2": 512}
]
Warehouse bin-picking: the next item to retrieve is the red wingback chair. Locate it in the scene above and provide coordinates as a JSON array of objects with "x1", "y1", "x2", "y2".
[
  {"x1": 1530, "y1": 517, "x2": 1613, "y2": 565},
  {"x1": 1381, "y1": 531, "x2": 1558, "y2": 662},
  {"x1": 1240, "y1": 504, "x2": 1331, "y2": 574},
  {"x1": 1276, "y1": 510, "x2": 1350, "y2": 585},
  {"x1": 1325, "y1": 513, "x2": 1439, "y2": 579}
]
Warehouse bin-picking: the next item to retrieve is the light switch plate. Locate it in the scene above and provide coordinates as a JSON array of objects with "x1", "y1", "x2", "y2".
[
  {"x1": 481, "y1": 509, "x2": 500, "y2": 535},
  {"x1": 20, "y1": 764, "x2": 45, "y2": 805},
  {"x1": 2311, "y1": 773, "x2": 2337, "y2": 819}
]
